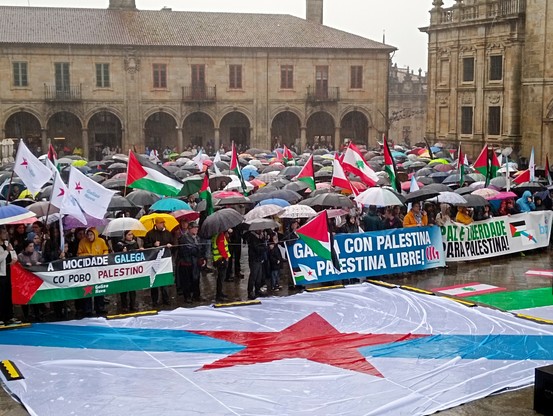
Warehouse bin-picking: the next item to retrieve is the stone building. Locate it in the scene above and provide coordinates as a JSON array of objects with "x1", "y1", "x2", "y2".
[
  {"x1": 388, "y1": 64, "x2": 427, "y2": 146},
  {"x1": 421, "y1": 0, "x2": 553, "y2": 162},
  {"x1": 0, "y1": 0, "x2": 394, "y2": 158}
]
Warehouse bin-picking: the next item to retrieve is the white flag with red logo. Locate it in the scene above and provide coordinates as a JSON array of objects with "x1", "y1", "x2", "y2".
[
  {"x1": 13, "y1": 141, "x2": 52, "y2": 194},
  {"x1": 67, "y1": 166, "x2": 116, "y2": 219}
]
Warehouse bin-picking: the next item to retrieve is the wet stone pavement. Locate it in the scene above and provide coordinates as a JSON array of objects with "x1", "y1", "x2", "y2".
[{"x1": 2, "y1": 245, "x2": 553, "y2": 415}]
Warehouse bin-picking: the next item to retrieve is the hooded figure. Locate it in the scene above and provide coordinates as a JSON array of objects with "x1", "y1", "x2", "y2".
[
  {"x1": 77, "y1": 227, "x2": 109, "y2": 256},
  {"x1": 516, "y1": 190, "x2": 536, "y2": 213},
  {"x1": 77, "y1": 227, "x2": 109, "y2": 316},
  {"x1": 435, "y1": 203, "x2": 451, "y2": 226}
]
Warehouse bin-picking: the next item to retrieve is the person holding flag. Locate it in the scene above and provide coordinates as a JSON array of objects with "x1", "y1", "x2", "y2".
[
  {"x1": 230, "y1": 142, "x2": 248, "y2": 194},
  {"x1": 383, "y1": 136, "x2": 400, "y2": 192}
]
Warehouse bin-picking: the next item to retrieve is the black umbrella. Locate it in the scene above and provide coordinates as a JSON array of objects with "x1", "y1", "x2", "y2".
[
  {"x1": 460, "y1": 194, "x2": 489, "y2": 207},
  {"x1": 199, "y1": 208, "x2": 244, "y2": 238},
  {"x1": 417, "y1": 177, "x2": 435, "y2": 185},
  {"x1": 265, "y1": 189, "x2": 302, "y2": 203},
  {"x1": 209, "y1": 174, "x2": 233, "y2": 191},
  {"x1": 244, "y1": 218, "x2": 279, "y2": 231},
  {"x1": 270, "y1": 179, "x2": 291, "y2": 189},
  {"x1": 102, "y1": 178, "x2": 127, "y2": 190},
  {"x1": 513, "y1": 181, "x2": 546, "y2": 195},
  {"x1": 442, "y1": 174, "x2": 475, "y2": 186},
  {"x1": 262, "y1": 165, "x2": 285, "y2": 173},
  {"x1": 455, "y1": 186, "x2": 474, "y2": 195},
  {"x1": 125, "y1": 190, "x2": 161, "y2": 207},
  {"x1": 108, "y1": 195, "x2": 136, "y2": 211},
  {"x1": 415, "y1": 168, "x2": 435, "y2": 177},
  {"x1": 107, "y1": 162, "x2": 127, "y2": 170},
  {"x1": 428, "y1": 171, "x2": 451, "y2": 183},
  {"x1": 299, "y1": 193, "x2": 354, "y2": 209},
  {"x1": 89, "y1": 175, "x2": 106, "y2": 183},
  {"x1": 284, "y1": 182, "x2": 310, "y2": 192},
  {"x1": 174, "y1": 169, "x2": 192, "y2": 179},
  {"x1": 215, "y1": 195, "x2": 252, "y2": 206},
  {"x1": 404, "y1": 189, "x2": 440, "y2": 203},
  {"x1": 281, "y1": 166, "x2": 302, "y2": 179},
  {"x1": 36, "y1": 185, "x2": 52, "y2": 200},
  {"x1": 248, "y1": 193, "x2": 274, "y2": 203},
  {"x1": 423, "y1": 183, "x2": 452, "y2": 193}
]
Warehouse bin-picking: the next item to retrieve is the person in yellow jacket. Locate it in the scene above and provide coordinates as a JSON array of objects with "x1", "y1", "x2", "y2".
[
  {"x1": 403, "y1": 202, "x2": 428, "y2": 228},
  {"x1": 77, "y1": 227, "x2": 109, "y2": 316},
  {"x1": 455, "y1": 206, "x2": 474, "y2": 225},
  {"x1": 212, "y1": 230, "x2": 230, "y2": 302}
]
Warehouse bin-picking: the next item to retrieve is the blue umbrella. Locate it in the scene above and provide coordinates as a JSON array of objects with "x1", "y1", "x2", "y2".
[
  {"x1": 0, "y1": 204, "x2": 36, "y2": 225},
  {"x1": 257, "y1": 198, "x2": 290, "y2": 207},
  {"x1": 150, "y1": 198, "x2": 192, "y2": 212},
  {"x1": 242, "y1": 167, "x2": 259, "y2": 178}
]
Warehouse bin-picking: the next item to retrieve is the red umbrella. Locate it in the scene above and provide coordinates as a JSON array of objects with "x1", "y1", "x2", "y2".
[
  {"x1": 401, "y1": 181, "x2": 422, "y2": 191},
  {"x1": 350, "y1": 181, "x2": 368, "y2": 192},
  {"x1": 212, "y1": 190, "x2": 243, "y2": 199},
  {"x1": 172, "y1": 209, "x2": 200, "y2": 222}
]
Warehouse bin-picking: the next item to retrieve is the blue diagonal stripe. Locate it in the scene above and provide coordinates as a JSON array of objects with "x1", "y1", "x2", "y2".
[
  {"x1": 0, "y1": 323, "x2": 243, "y2": 354},
  {"x1": 359, "y1": 334, "x2": 553, "y2": 361}
]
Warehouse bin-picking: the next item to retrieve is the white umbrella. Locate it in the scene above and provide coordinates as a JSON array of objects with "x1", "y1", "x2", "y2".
[
  {"x1": 244, "y1": 204, "x2": 284, "y2": 221},
  {"x1": 224, "y1": 179, "x2": 254, "y2": 192},
  {"x1": 354, "y1": 187, "x2": 404, "y2": 207},
  {"x1": 471, "y1": 188, "x2": 499, "y2": 199},
  {"x1": 427, "y1": 191, "x2": 467, "y2": 205},
  {"x1": 103, "y1": 217, "x2": 147, "y2": 236},
  {"x1": 245, "y1": 218, "x2": 279, "y2": 231},
  {"x1": 279, "y1": 205, "x2": 317, "y2": 219}
]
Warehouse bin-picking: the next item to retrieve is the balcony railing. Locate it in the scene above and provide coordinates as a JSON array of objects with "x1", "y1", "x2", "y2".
[
  {"x1": 439, "y1": 0, "x2": 525, "y2": 24},
  {"x1": 306, "y1": 86, "x2": 340, "y2": 103},
  {"x1": 182, "y1": 85, "x2": 217, "y2": 102},
  {"x1": 44, "y1": 84, "x2": 82, "y2": 101}
]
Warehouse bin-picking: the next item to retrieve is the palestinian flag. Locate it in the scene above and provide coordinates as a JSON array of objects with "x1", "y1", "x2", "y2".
[
  {"x1": 509, "y1": 220, "x2": 537, "y2": 243},
  {"x1": 457, "y1": 144, "x2": 465, "y2": 187},
  {"x1": 47, "y1": 142, "x2": 57, "y2": 166},
  {"x1": 297, "y1": 211, "x2": 332, "y2": 261},
  {"x1": 199, "y1": 172, "x2": 214, "y2": 216},
  {"x1": 126, "y1": 151, "x2": 183, "y2": 196},
  {"x1": 283, "y1": 145, "x2": 295, "y2": 165},
  {"x1": 512, "y1": 169, "x2": 530, "y2": 185},
  {"x1": 342, "y1": 143, "x2": 378, "y2": 186},
  {"x1": 296, "y1": 155, "x2": 316, "y2": 191},
  {"x1": 473, "y1": 144, "x2": 500, "y2": 186},
  {"x1": 383, "y1": 136, "x2": 399, "y2": 192},
  {"x1": 546, "y1": 154, "x2": 553, "y2": 186},
  {"x1": 230, "y1": 142, "x2": 248, "y2": 194}
]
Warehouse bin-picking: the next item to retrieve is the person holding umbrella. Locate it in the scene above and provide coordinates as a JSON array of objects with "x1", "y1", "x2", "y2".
[
  {"x1": 143, "y1": 218, "x2": 173, "y2": 307},
  {"x1": 246, "y1": 228, "x2": 268, "y2": 300},
  {"x1": 178, "y1": 222, "x2": 206, "y2": 303},
  {"x1": 212, "y1": 230, "x2": 230, "y2": 302}
]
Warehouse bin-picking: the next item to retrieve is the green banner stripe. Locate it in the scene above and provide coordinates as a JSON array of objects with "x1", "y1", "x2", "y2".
[{"x1": 27, "y1": 273, "x2": 174, "y2": 305}]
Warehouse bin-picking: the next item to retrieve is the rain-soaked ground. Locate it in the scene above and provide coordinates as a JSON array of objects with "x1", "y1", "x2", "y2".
[{"x1": 1, "y1": 245, "x2": 552, "y2": 415}]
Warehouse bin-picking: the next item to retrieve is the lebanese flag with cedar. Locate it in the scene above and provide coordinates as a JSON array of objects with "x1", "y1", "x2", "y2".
[
  {"x1": 331, "y1": 158, "x2": 358, "y2": 196},
  {"x1": 342, "y1": 143, "x2": 378, "y2": 186}
]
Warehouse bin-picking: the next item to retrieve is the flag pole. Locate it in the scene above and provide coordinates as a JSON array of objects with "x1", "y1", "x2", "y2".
[
  {"x1": 4, "y1": 170, "x2": 15, "y2": 206},
  {"x1": 123, "y1": 149, "x2": 131, "y2": 197}
]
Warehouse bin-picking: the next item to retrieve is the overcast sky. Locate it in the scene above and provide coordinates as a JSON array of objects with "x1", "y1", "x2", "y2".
[{"x1": 0, "y1": 0, "x2": 431, "y2": 72}]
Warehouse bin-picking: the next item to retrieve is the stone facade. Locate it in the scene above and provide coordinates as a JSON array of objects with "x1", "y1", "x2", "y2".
[
  {"x1": 388, "y1": 64, "x2": 427, "y2": 146},
  {"x1": 0, "y1": 2, "x2": 393, "y2": 159},
  {"x1": 421, "y1": 0, "x2": 533, "y2": 159}
]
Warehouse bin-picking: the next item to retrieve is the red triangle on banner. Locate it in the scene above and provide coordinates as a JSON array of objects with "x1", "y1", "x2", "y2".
[{"x1": 11, "y1": 262, "x2": 44, "y2": 305}]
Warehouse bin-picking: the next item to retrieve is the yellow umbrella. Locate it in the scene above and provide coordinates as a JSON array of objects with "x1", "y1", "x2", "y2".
[
  {"x1": 72, "y1": 159, "x2": 88, "y2": 167},
  {"x1": 139, "y1": 213, "x2": 179, "y2": 233}
]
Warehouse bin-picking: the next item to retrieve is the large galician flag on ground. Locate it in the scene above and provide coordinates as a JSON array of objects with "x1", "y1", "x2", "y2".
[
  {"x1": 126, "y1": 151, "x2": 184, "y2": 196},
  {"x1": 2, "y1": 284, "x2": 553, "y2": 415}
]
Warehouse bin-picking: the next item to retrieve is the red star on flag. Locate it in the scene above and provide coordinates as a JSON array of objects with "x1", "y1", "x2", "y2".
[
  {"x1": 83, "y1": 286, "x2": 93, "y2": 296},
  {"x1": 57, "y1": 187, "x2": 65, "y2": 197},
  {"x1": 192, "y1": 312, "x2": 428, "y2": 377},
  {"x1": 21, "y1": 158, "x2": 29, "y2": 168},
  {"x1": 75, "y1": 182, "x2": 84, "y2": 193}
]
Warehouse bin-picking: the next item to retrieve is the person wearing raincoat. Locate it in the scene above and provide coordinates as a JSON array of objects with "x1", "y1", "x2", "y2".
[
  {"x1": 516, "y1": 190, "x2": 536, "y2": 213},
  {"x1": 77, "y1": 227, "x2": 109, "y2": 316}
]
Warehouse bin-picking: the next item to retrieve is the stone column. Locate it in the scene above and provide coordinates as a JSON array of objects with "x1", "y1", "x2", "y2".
[
  {"x1": 41, "y1": 129, "x2": 48, "y2": 153},
  {"x1": 176, "y1": 127, "x2": 184, "y2": 152},
  {"x1": 334, "y1": 126, "x2": 341, "y2": 151},
  {"x1": 214, "y1": 128, "x2": 220, "y2": 151},
  {"x1": 300, "y1": 127, "x2": 307, "y2": 152},
  {"x1": 82, "y1": 128, "x2": 89, "y2": 159}
]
